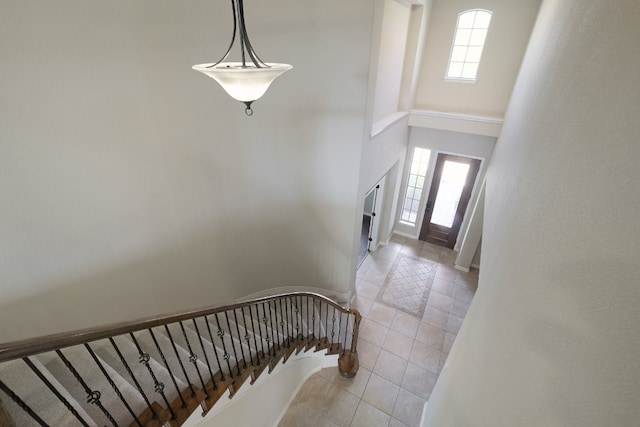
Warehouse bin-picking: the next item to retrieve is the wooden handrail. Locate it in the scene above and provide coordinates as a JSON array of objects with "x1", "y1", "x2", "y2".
[{"x1": 0, "y1": 292, "x2": 360, "y2": 363}]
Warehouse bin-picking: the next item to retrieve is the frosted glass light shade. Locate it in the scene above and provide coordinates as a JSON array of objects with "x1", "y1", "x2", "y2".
[{"x1": 192, "y1": 62, "x2": 292, "y2": 103}]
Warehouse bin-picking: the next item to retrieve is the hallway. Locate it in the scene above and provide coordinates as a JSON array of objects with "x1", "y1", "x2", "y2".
[{"x1": 279, "y1": 235, "x2": 478, "y2": 426}]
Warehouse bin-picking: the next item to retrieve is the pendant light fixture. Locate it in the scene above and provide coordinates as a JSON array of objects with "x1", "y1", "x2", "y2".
[{"x1": 192, "y1": 0, "x2": 292, "y2": 116}]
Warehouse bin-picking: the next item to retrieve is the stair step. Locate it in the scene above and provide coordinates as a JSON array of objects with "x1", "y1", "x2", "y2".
[
  {"x1": 45, "y1": 345, "x2": 145, "y2": 426},
  {"x1": 1, "y1": 358, "x2": 93, "y2": 427}
]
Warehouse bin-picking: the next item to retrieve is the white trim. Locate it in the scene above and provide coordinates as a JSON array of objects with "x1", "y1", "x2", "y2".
[
  {"x1": 454, "y1": 264, "x2": 470, "y2": 272},
  {"x1": 393, "y1": 230, "x2": 420, "y2": 240},
  {"x1": 371, "y1": 111, "x2": 409, "y2": 137},
  {"x1": 408, "y1": 109, "x2": 503, "y2": 137},
  {"x1": 420, "y1": 401, "x2": 429, "y2": 427},
  {"x1": 471, "y1": 262, "x2": 481, "y2": 270}
]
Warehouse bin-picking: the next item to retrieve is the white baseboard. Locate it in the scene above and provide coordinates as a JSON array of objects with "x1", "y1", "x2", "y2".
[{"x1": 454, "y1": 264, "x2": 470, "y2": 272}]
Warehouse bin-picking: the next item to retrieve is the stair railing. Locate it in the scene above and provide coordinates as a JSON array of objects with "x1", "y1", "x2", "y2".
[{"x1": 0, "y1": 292, "x2": 361, "y2": 427}]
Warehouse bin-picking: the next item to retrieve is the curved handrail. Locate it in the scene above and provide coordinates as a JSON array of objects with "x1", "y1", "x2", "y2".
[{"x1": 0, "y1": 292, "x2": 360, "y2": 363}]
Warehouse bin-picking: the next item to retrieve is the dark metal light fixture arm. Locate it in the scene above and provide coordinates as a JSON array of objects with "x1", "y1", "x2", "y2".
[
  {"x1": 207, "y1": 0, "x2": 268, "y2": 69},
  {"x1": 208, "y1": 0, "x2": 237, "y2": 68}
]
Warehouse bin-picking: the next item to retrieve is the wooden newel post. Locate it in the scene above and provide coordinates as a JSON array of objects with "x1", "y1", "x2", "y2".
[{"x1": 338, "y1": 310, "x2": 362, "y2": 378}]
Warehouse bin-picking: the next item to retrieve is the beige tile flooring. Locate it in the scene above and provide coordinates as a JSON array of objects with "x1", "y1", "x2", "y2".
[{"x1": 278, "y1": 235, "x2": 478, "y2": 427}]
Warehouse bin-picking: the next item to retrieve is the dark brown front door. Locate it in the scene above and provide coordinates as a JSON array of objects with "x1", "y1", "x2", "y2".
[{"x1": 419, "y1": 154, "x2": 480, "y2": 248}]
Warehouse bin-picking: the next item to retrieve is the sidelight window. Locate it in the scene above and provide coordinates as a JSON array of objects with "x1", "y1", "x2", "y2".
[{"x1": 400, "y1": 147, "x2": 431, "y2": 225}]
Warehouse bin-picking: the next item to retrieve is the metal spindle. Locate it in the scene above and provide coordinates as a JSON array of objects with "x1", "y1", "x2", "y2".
[
  {"x1": 233, "y1": 309, "x2": 249, "y2": 369},
  {"x1": 293, "y1": 297, "x2": 301, "y2": 344},
  {"x1": 109, "y1": 337, "x2": 158, "y2": 420},
  {"x1": 0, "y1": 379, "x2": 48, "y2": 427},
  {"x1": 240, "y1": 307, "x2": 255, "y2": 366},
  {"x1": 254, "y1": 304, "x2": 268, "y2": 358},
  {"x1": 324, "y1": 303, "x2": 330, "y2": 342},
  {"x1": 148, "y1": 329, "x2": 187, "y2": 409},
  {"x1": 191, "y1": 319, "x2": 216, "y2": 388},
  {"x1": 22, "y1": 357, "x2": 91, "y2": 427},
  {"x1": 178, "y1": 322, "x2": 210, "y2": 400},
  {"x1": 247, "y1": 306, "x2": 261, "y2": 363},
  {"x1": 330, "y1": 307, "x2": 337, "y2": 346},
  {"x1": 277, "y1": 299, "x2": 286, "y2": 349},
  {"x1": 129, "y1": 333, "x2": 177, "y2": 421},
  {"x1": 84, "y1": 343, "x2": 144, "y2": 427},
  {"x1": 311, "y1": 297, "x2": 316, "y2": 339},
  {"x1": 56, "y1": 349, "x2": 118, "y2": 427},
  {"x1": 202, "y1": 316, "x2": 224, "y2": 385},
  {"x1": 343, "y1": 314, "x2": 351, "y2": 355},
  {"x1": 270, "y1": 300, "x2": 281, "y2": 352},
  {"x1": 224, "y1": 312, "x2": 241, "y2": 376},
  {"x1": 163, "y1": 325, "x2": 197, "y2": 398},
  {"x1": 260, "y1": 303, "x2": 275, "y2": 356},
  {"x1": 287, "y1": 298, "x2": 293, "y2": 346},
  {"x1": 213, "y1": 313, "x2": 234, "y2": 378}
]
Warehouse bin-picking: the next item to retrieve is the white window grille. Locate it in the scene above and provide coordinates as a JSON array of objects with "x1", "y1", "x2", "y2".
[
  {"x1": 446, "y1": 9, "x2": 492, "y2": 82},
  {"x1": 400, "y1": 148, "x2": 431, "y2": 225}
]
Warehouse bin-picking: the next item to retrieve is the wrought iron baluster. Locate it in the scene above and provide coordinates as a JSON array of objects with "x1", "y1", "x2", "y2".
[
  {"x1": 337, "y1": 310, "x2": 343, "y2": 349},
  {"x1": 22, "y1": 357, "x2": 90, "y2": 427},
  {"x1": 163, "y1": 325, "x2": 197, "y2": 398},
  {"x1": 240, "y1": 307, "x2": 255, "y2": 366},
  {"x1": 254, "y1": 304, "x2": 268, "y2": 358},
  {"x1": 202, "y1": 316, "x2": 223, "y2": 385},
  {"x1": 306, "y1": 296, "x2": 310, "y2": 338},
  {"x1": 213, "y1": 313, "x2": 234, "y2": 378},
  {"x1": 293, "y1": 296, "x2": 301, "y2": 344},
  {"x1": 0, "y1": 379, "x2": 48, "y2": 427},
  {"x1": 178, "y1": 322, "x2": 209, "y2": 399},
  {"x1": 330, "y1": 307, "x2": 337, "y2": 346},
  {"x1": 343, "y1": 314, "x2": 350, "y2": 354},
  {"x1": 324, "y1": 302, "x2": 330, "y2": 342},
  {"x1": 84, "y1": 343, "x2": 143, "y2": 427},
  {"x1": 55, "y1": 349, "x2": 118, "y2": 427},
  {"x1": 148, "y1": 329, "x2": 187, "y2": 408},
  {"x1": 129, "y1": 333, "x2": 177, "y2": 421},
  {"x1": 286, "y1": 297, "x2": 293, "y2": 346},
  {"x1": 109, "y1": 337, "x2": 158, "y2": 419},
  {"x1": 233, "y1": 309, "x2": 249, "y2": 369},
  {"x1": 311, "y1": 297, "x2": 316, "y2": 340},
  {"x1": 247, "y1": 305, "x2": 261, "y2": 363},
  {"x1": 260, "y1": 303, "x2": 275, "y2": 357},
  {"x1": 269, "y1": 300, "x2": 280, "y2": 352},
  {"x1": 191, "y1": 319, "x2": 216, "y2": 389},
  {"x1": 224, "y1": 312, "x2": 242, "y2": 376},
  {"x1": 277, "y1": 299, "x2": 286, "y2": 349}
]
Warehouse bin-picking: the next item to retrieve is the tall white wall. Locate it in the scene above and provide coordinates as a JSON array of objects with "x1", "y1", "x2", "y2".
[
  {"x1": 414, "y1": 0, "x2": 541, "y2": 117},
  {"x1": 0, "y1": 0, "x2": 375, "y2": 341},
  {"x1": 423, "y1": 0, "x2": 640, "y2": 425}
]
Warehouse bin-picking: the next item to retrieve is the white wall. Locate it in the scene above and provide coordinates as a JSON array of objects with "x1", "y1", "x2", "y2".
[
  {"x1": 0, "y1": 0, "x2": 375, "y2": 341},
  {"x1": 414, "y1": 0, "x2": 541, "y2": 117},
  {"x1": 372, "y1": 0, "x2": 412, "y2": 122},
  {"x1": 423, "y1": 0, "x2": 640, "y2": 425}
]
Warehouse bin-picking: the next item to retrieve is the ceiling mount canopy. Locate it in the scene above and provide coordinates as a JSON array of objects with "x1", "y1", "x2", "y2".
[{"x1": 192, "y1": 0, "x2": 292, "y2": 116}]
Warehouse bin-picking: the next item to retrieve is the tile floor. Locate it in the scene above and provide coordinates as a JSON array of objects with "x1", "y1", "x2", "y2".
[{"x1": 278, "y1": 235, "x2": 479, "y2": 427}]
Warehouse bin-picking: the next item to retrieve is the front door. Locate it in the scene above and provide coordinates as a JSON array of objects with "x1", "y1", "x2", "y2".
[{"x1": 419, "y1": 154, "x2": 480, "y2": 248}]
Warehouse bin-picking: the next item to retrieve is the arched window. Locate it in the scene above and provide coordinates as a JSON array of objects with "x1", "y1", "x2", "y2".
[{"x1": 446, "y1": 9, "x2": 492, "y2": 81}]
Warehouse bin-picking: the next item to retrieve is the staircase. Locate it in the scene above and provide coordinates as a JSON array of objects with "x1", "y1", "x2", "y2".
[{"x1": 0, "y1": 293, "x2": 361, "y2": 427}]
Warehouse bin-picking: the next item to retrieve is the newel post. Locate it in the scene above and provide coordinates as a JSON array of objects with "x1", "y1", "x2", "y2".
[{"x1": 338, "y1": 310, "x2": 362, "y2": 378}]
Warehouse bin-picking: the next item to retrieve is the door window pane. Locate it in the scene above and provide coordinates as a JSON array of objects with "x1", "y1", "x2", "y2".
[{"x1": 430, "y1": 161, "x2": 470, "y2": 227}]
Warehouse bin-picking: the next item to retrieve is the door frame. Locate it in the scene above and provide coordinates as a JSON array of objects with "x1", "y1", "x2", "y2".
[{"x1": 394, "y1": 148, "x2": 484, "y2": 248}]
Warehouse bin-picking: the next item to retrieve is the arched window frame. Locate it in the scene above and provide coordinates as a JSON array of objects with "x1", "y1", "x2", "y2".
[{"x1": 445, "y1": 9, "x2": 493, "y2": 82}]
